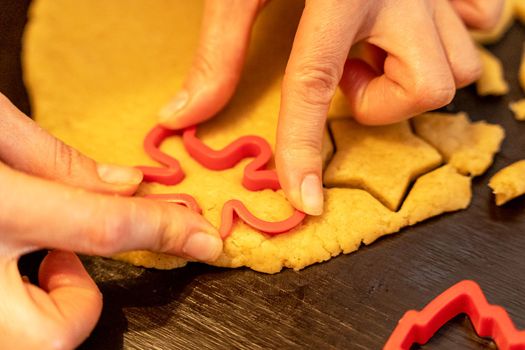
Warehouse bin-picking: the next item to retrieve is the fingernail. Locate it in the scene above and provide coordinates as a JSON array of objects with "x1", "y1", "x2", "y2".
[
  {"x1": 182, "y1": 232, "x2": 223, "y2": 262},
  {"x1": 159, "y1": 91, "x2": 189, "y2": 123},
  {"x1": 21, "y1": 275, "x2": 30, "y2": 283},
  {"x1": 301, "y1": 174, "x2": 324, "y2": 216},
  {"x1": 96, "y1": 164, "x2": 143, "y2": 186}
]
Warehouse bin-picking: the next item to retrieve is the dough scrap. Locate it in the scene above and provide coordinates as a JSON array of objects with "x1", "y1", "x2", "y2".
[
  {"x1": 470, "y1": 0, "x2": 515, "y2": 44},
  {"x1": 515, "y1": 0, "x2": 525, "y2": 24},
  {"x1": 412, "y1": 112, "x2": 505, "y2": 176},
  {"x1": 476, "y1": 46, "x2": 510, "y2": 96},
  {"x1": 510, "y1": 100, "x2": 525, "y2": 120},
  {"x1": 489, "y1": 160, "x2": 525, "y2": 205},
  {"x1": 25, "y1": 0, "x2": 474, "y2": 273},
  {"x1": 324, "y1": 119, "x2": 442, "y2": 211}
]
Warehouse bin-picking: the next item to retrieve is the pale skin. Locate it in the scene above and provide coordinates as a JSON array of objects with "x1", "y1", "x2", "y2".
[
  {"x1": 159, "y1": 0, "x2": 503, "y2": 216},
  {"x1": 2, "y1": 0, "x2": 502, "y2": 348}
]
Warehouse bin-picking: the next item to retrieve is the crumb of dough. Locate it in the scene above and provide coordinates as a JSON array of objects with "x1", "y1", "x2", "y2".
[
  {"x1": 515, "y1": 0, "x2": 525, "y2": 24},
  {"x1": 476, "y1": 46, "x2": 510, "y2": 96},
  {"x1": 470, "y1": 0, "x2": 515, "y2": 44},
  {"x1": 510, "y1": 100, "x2": 525, "y2": 120},
  {"x1": 24, "y1": 0, "x2": 474, "y2": 273},
  {"x1": 324, "y1": 119, "x2": 442, "y2": 211},
  {"x1": 412, "y1": 112, "x2": 505, "y2": 176},
  {"x1": 489, "y1": 160, "x2": 525, "y2": 205}
]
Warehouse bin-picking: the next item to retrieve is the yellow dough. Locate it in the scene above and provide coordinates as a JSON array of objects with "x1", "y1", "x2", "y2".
[
  {"x1": 412, "y1": 112, "x2": 505, "y2": 176},
  {"x1": 116, "y1": 165, "x2": 472, "y2": 273},
  {"x1": 25, "y1": 0, "x2": 475, "y2": 273},
  {"x1": 510, "y1": 100, "x2": 525, "y2": 120},
  {"x1": 470, "y1": 0, "x2": 515, "y2": 44},
  {"x1": 476, "y1": 46, "x2": 510, "y2": 96},
  {"x1": 324, "y1": 119, "x2": 442, "y2": 211},
  {"x1": 489, "y1": 160, "x2": 525, "y2": 205},
  {"x1": 515, "y1": 0, "x2": 525, "y2": 24}
]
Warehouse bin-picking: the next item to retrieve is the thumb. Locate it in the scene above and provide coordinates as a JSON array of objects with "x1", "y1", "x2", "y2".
[
  {"x1": 158, "y1": 0, "x2": 263, "y2": 129},
  {"x1": 37, "y1": 251, "x2": 102, "y2": 350},
  {"x1": 0, "y1": 251, "x2": 101, "y2": 350},
  {"x1": 0, "y1": 94, "x2": 142, "y2": 196}
]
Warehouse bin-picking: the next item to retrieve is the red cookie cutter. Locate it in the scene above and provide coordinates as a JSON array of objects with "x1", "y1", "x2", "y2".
[
  {"x1": 137, "y1": 125, "x2": 305, "y2": 239},
  {"x1": 384, "y1": 280, "x2": 525, "y2": 350}
]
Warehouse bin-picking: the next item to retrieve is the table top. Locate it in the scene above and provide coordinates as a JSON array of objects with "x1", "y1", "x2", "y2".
[{"x1": 2, "y1": 1, "x2": 525, "y2": 349}]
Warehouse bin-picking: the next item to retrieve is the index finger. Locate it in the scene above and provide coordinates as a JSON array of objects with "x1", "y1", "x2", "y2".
[{"x1": 276, "y1": 0, "x2": 362, "y2": 215}]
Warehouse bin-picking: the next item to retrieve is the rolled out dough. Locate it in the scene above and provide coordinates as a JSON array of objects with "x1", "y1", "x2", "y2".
[{"x1": 25, "y1": 0, "x2": 487, "y2": 273}]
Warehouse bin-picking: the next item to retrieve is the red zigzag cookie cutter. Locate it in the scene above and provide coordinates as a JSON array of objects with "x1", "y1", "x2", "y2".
[
  {"x1": 384, "y1": 280, "x2": 525, "y2": 350},
  {"x1": 136, "y1": 125, "x2": 306, "y2": 239}
]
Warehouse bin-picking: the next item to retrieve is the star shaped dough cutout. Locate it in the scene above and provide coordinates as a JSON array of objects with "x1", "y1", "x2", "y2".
[
  {"x1": 324, "y1": 119, "x2": 443, "y2": 211},
  {"x1": 25, "y1": 0, "x2": 476, "y2": 273}
]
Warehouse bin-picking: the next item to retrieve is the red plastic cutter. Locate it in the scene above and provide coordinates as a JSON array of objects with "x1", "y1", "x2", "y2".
[
  {"x1": 384, "y1": 280, "x2": 525, "y2": 350},
  {"x1": 137, "y1": 125, "x2": 305, "y2": 238}
]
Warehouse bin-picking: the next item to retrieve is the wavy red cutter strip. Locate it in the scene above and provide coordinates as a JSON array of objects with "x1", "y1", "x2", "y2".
[
  {"x1": 136, "y1": 125, "x2": 305, "y2": 239},
  {"x1": 384, "y1": 280, "x2": 525, "y2": 350}
]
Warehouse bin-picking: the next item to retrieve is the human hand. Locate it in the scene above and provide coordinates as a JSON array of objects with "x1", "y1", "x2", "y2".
[
  {"x1": 158, "y1": 0, "x2": 503, "y2": 216},
  {"x1": 0, "y1": 94, "x2": 222, "y2": 349}
]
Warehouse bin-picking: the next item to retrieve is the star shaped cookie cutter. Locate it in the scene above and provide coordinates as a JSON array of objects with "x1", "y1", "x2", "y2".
[
  {"x1": 384, "y1": 280, "x2": 525, "y2": 350},
  {"x1": 137, "y1": 125, "x2": 306, "y2": 239}
]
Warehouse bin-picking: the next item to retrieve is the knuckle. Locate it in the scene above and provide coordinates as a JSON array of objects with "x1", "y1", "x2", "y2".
[
  {"x1": 192, "y1": 51, "x2": 216, "y2": 78},
  {"x1": 454, "y1": 60, "x2": 482, "y2": 88},
  {"x1": 191, "y1": 51, "x2": 239, "y2": 92},
  {"x1": 50, "y1": 138, "x2": 78, "y2": 177},
  {"x1": 286, "y1": 61, "x2": 341, "y2": 107},
  {"x1": 474, "y1": 4, "x2": 502, "y2": 30},
  {"x1": 87, "y1": 201, "x2": 129, "y2": 256},
  {"x1": 411, "y1": 76, "x2": 455, "y2": 111},
  {"x1": 277, "y1": 138, "x2": 322, "y2": 165}
]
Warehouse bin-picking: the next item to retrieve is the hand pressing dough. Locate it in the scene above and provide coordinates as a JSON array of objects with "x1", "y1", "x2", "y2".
[
  {"x1": 489, "y1": 160, "x2": 525, "y2": 205},
  {"x1": 25, "y1": 0, "x2": 473, "y2": 273},
  {"x1": 470, "y1": 0, "x2": 515, "y2": 44},
  {"x1": 412, "y1": 113, "x2": 505, "y2": 176},
  {"x1": 476, "y1": 46, "x2": 510, "y2": 96},
  {"x1": 324, "y1": 119, "x2": 442, "y2": 211}
]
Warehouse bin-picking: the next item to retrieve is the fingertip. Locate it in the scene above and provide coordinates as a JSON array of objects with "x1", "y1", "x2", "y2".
[
  {"x1": 158, "y1": 84, "x2": 234, "y2": 130},
  {"x1": 96, "y1": 163, "x2": 143, "y2": 196},
  {"x1": 276, "y1": 150, "x2": 324, "y2": 216},
  {"x1": 39, "y1": 251, "x2": 98, "y2": 292},
  {"x1": 300, "y1": 173, "x2": 324, "y2": 216},
  {"x1": 182, "y1": 232, "x2": 223, "y2": 262},
  {"x1": 158, "y1": 90, "x2": 190, "y2": 128},
  {"x1": 96, "y1": 164, "x2": 143, "y2": 186}
]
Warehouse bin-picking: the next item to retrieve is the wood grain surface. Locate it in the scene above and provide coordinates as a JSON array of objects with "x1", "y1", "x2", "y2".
[{"x1": 2, "y1": 1, "x2": 525, "y2": 349}]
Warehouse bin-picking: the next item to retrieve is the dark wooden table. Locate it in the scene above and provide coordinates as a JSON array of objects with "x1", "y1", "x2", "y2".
[{"x1": 2, "y1": 1, "x2": 525, "y2": 349}]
